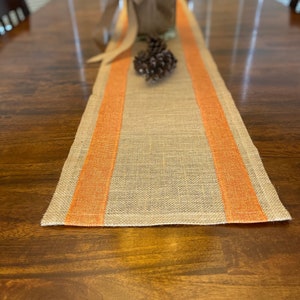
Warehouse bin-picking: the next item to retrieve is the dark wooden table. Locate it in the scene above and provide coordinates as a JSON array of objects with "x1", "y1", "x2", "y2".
[{"x1": 1, "y1": 0, "x2": 299, "y2": 299}]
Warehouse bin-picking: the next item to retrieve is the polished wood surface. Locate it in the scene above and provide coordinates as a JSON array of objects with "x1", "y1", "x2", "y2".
[{"x1": 0, "y1": 0, "x2": 299, "y2": 299}]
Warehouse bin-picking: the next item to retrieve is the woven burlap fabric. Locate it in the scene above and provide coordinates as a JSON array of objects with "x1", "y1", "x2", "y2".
[
  {"x1": 182, "y1": 4, "x2": 289, "y2": 221},
  {"x1": 41, "y1": 0, "x2": 291, "y2": 226}
]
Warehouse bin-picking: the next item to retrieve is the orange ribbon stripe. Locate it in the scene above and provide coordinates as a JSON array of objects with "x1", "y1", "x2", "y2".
[
  {"x1": 177, "y1": 0, "x2": 267, "y2": 222},
  {"x1": 65, "y1": 23, "x2": 131, "y2": 226}
]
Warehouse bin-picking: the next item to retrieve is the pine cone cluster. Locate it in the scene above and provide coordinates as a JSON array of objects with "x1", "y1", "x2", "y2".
[{"x1": 134, "y1": 36, "x2": 177, "y2": 83}]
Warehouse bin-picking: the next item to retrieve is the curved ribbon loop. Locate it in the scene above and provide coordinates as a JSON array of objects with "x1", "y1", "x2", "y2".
[{"x1": 87, "y1": 0, "x2": 141, "y2": 64}]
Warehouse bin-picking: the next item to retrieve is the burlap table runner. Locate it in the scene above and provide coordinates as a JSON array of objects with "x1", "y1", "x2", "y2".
[{"x1": 41, "y1": 0, "x2": 291, "y2": 226}]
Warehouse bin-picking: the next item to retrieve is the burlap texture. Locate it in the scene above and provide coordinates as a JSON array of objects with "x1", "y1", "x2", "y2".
[{"x1": 41, "y1": 0, "x2": 291, "y2": 226}]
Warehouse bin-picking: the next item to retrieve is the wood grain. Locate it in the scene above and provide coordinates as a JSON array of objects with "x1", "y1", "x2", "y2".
[{"x1": 0, "y1": 0, "x2": 299, "y2": 299}]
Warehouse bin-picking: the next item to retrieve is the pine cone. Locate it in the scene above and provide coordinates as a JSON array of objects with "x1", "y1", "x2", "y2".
[
  {"x1": 133, "y1": 36, "x2": 177, "y2": 83},
  {"x1": 147, "y1": 36, "x2": 167, "y2": 55},
  {"x1": 133, "y1": 50, "x2": 148, "y2": 76},
  {"x1": 145, "y1": 50, "x2": 177, "y2": 83}
]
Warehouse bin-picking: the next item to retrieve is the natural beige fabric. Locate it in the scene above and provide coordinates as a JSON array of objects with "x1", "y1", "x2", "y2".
[{"x1": 41, "y1": 0, "x2": 291, "y2": 226}]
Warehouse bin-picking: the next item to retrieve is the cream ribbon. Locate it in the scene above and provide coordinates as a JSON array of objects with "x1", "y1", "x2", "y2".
[{"x1": 87, "y1": 0, "x2": 143, "y2": 64}]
